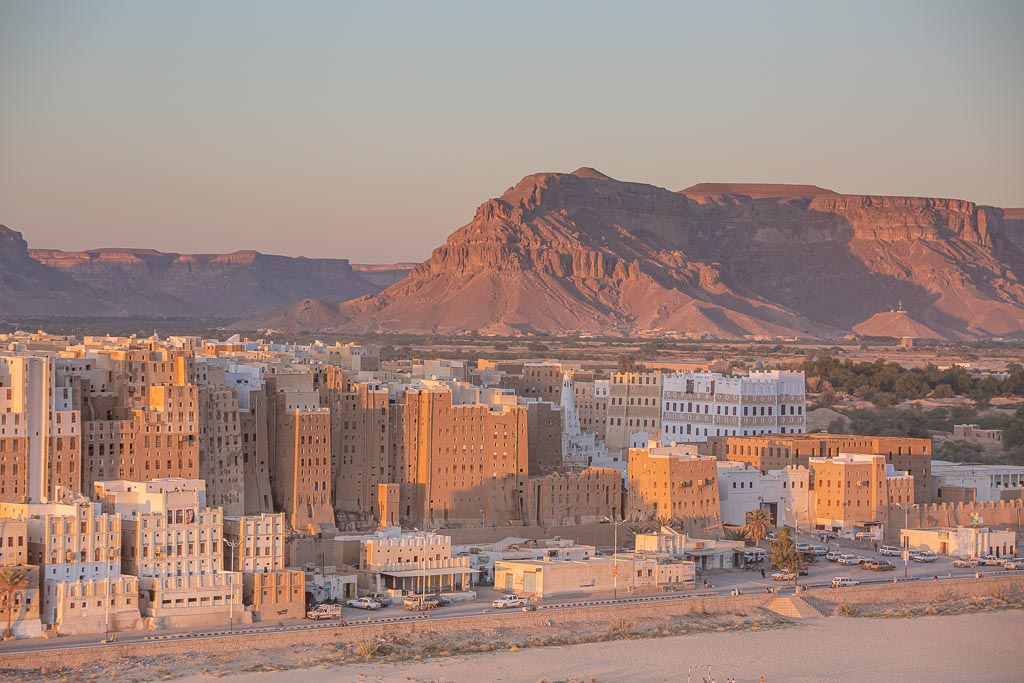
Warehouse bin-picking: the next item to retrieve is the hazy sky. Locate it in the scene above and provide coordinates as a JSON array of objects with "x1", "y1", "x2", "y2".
[{"x1": 1, "y1": 1, "x2": 1021, "y2": 263}]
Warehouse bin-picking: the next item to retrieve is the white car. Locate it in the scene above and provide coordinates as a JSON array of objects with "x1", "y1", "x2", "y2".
[
  {"x1": 812, "y1": 546, "x2": 828, "y2": 556},
  {"x1": 879, "y1": 546, "x2": 902, "y2": 557},
  {"x1": 825, "y1": 550, "x2": 843, "y2": 562},
  {"x1": 831, "y1": 577, "x2": 860, "y2": 588},
  {"x1": 978, "y1": 555, "x2": 1006, "y2": 566},
  {"x1": 492, "y1": 594, "x2": 527, "y2": 609},
  {"x1": 837, "y1": 554, "x2": 860, "y2": 565},
  {"x1": 345, "y1": 597, "x2": 381, "y2": 610},
  {"x1": 912, "y1": 551, "x2": 937, "y2": 563},
  {"x1": 766, "y1": 532, "x2": 777, "y2": 541},
  {"x1": 796, "y1": 542, "x2": 811, "y2": 552}
]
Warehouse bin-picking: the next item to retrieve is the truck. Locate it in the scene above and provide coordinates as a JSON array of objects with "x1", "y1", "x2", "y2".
[
  {"x1": 306, "y1": 603, "x2": 343, "y2": 620},
  {"x1": 404, "y1": 594, "x2": 444, "y2": 611},
  {"x1": 492, "y1": 594, "x2": 527, "y2": 609},
  {"x1": 367, "y1": 591, "x2": 393, "y2": 607}
]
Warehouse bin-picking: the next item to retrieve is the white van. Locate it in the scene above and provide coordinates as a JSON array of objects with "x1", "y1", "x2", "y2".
[{"x1": 831, "y1": 577, "x2": 860, "y2": 588}]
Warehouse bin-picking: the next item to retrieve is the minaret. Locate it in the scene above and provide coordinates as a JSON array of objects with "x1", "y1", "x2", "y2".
[{"x1": 560, "y1": 371, "x2": 581, "y2": 437}]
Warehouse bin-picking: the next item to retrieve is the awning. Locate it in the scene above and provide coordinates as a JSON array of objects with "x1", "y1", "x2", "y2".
[
  {"x1": 685, "y1": 549, "x2": 733, "y2": 557},
  {"x1": 381, "y1": 567, "x2": 481, "y2": 578}
]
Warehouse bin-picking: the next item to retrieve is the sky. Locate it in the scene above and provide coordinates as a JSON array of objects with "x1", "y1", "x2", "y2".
[{"x1": 1, "y1": 1, "x2": 1022, "y2": 263}]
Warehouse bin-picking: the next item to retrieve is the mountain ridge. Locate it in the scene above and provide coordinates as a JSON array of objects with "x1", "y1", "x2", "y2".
[{"x1": 238, "y1": 169, "x2": 1024, "y2": 339}]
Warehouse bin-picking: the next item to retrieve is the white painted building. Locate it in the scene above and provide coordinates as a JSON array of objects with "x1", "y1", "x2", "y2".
[
  {"x1": 660, "y1": 370, "x2": 806, "y2": 444},
  {"x1": 716, "y1": 461, "x2": 812, "y2": 528},
  {"x1": 900, "y1": 526, "x2": 1016, "y2": 558},
  {"x1": 931, "y1": 462, "x2": 1024, "y2": 503}
]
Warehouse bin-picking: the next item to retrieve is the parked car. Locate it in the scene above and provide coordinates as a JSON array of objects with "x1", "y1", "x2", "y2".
[
  {"x1": 831, "y1": 577, "x2": 860, "y2": 588},
  {"x1": 837, "y1": 554, "x2": 860, "y2": 565},
  {"x1": 912, "y1": 551, "x2": 937, "y2": 563},
  {"x1": 812, "y1": 546, "x2": 829, "y2": 556},
  {"x1": 978, "y1": 555, "x2": 1006, "y2": 566},
  {"x1": 1004, "y1": 558, "x2": 1022, "y2": 570},
  {"x1": 825, "y1": 550, "x2": 843, "y2": 562},
  {"x1": 367, "y1": 592, "x2": 392, "y2": 607},
  {"x1": 306, "y1": 604, "x2": 343, "y2": 620},
  {"x1": 492, "y1": 594, "x2": 528, "y2": 609},
  {"x1": 796, "y1": 542, "x2": 811, "y2": 552},
  {"x1": 403, "y1": 594, "x2": 449, "y2": 611},
  {"x1": 771, "y1": 570, "x2": 798, "y2": 581},
  {"x1": 766, "y1": 532, "x2": 777, "y2": 541},
  {"x1": 869, "y1": 559, "x2": 896, "y2": 572},
  {"x1": 346, "y1": 597, "x2": 381, "y2": 610},
  {"x1": 879, "y1": 545, "x2": 903, "y2": 557},
  {"x1": 953, "y1": 558, "x2": 979, "y2": 568}
]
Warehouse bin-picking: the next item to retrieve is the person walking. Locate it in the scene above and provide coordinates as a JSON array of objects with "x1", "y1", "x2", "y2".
[{"x1": 760, "y1": 568, "x2": 766, "y2": 579}]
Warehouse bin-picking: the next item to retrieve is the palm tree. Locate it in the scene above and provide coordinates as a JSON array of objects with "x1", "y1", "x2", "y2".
[
  {"x1": 744, "y1": 508, "x2": 773, "y2": 548},
  {"x1": 655, "y1": 514, "x2": 676, "y2": 530},
  {"x1": 724, "y1": 526, "x2": 751, "y2": 544},
  {"x1": 627, "y1": 523, "x2": 651, "y2": 548},
  {"x1": 0, "y1": 569, "x2": 29, "y2": 640}
]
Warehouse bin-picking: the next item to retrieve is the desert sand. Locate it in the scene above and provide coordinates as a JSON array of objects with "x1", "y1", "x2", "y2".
[{"x1": 175, "y1": 611, "x2": 1022, "y2": 683}]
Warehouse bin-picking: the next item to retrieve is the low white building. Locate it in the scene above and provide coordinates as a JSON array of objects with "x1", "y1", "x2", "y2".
[{"x1": 900, "y1": 526, "x2": 1016, "y2": 558}]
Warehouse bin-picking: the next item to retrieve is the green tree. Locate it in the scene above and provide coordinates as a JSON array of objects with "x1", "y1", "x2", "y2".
[
  {"x1": 724, "y1": 526, "x2": 751, "y2": 545},
  {"x1": 0, "y1": 569, "x2": 29, "y2": 639},
  {"x1": 744, "y1": 508, "x2": 773, "y2": 548},
  {"x1": 767, "y1": 527, "x2": 802, "y2": 586},
  {"x1": 931, "y1": 383, "x2": 954, "y2": 399}
]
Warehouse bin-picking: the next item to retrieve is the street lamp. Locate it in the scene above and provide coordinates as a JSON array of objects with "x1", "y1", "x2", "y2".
[
  {"x1": 895, "y1": 504, "x2": 917, "y2": 579},
  {"x1": 224, "y1": 539, "x2": 241, "y2": 632},
  {"x1": 784, "y1": 503, "x2": 799, "y2": 590},
  {"x1": 603, "y1": 516, "x2": 627, "y2": 600}
]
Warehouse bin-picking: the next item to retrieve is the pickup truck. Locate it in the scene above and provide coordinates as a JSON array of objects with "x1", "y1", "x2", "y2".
[
  {"x1": 306, "y1": 604, "x2": 343, "y2": 620},
  {"x1": 345, "y1": 597, "x2": 381, "y2": 610},
  {"x1": 978, "y1": 555, "x2": 1006, "y2": 566},
  {"x1": 492, "y1": 594, "x2": 527, "y2": 608},
  {"x1": 404, "y1": 594, "x2": 450, "y2": 611},
  {"x1": 367, "y1": 592, "x2": 393, "y2": 607}
]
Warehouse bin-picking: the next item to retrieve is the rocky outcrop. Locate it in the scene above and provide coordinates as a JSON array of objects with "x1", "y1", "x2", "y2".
[
  {"x1": 243, "y1": 168, "x2": 1024, "y2": 339},
  {"x1": 27, "y1": 247, "x2": 388, "y2": 316},
  {"x1": 0, "y1": 226, "x2": 117, "y2": 316}
]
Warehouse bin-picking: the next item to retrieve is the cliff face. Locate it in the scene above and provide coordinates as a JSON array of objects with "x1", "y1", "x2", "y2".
[
  {"x1": 261, "y1": 168, "x2": 1024, "y2": 339},
  {"x1": 27, "y1": 247, "x2": 386, "y2": 316},
  {"x1": 0, "y1": 226, "x2": 116, "y2": 316}
]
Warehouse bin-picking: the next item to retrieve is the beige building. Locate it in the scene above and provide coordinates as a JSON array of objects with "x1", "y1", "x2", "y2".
[
  {"x1": 95, "y1": 479, "x2": 242, "y2": 629},
  {"x1": 196, "y1": 362, "x2": 245, "y2": 516},
  {"x1": 394, "y1": 384, "x2": 527, "y2": 528},
  {"x1": 267, "y1": 373, "x2": 333, "y2": 532},
  {"x1": 347, "y1": 529, "x2": 478, "y2": 594},
  {"x1": 522, "y1": 468, "x2": 622, "y2": 527},
  {"x1": 709, "y1": 433, "x2": 932, "y2": 503},
  {"x1": 811, "y1": 454, "x2": 914, "y2": 536},
  {"x1": 494, "y1": 551, "x2": 695, "y2": 599},
  {"x1": 0, "y1": 353, "x2": 82, "y2": 503},
  {"x1": 574, "y1": 379, "x2": 608, "y2": 440},
  {"x1": 627, "y1": 443, "x2": 722, "y2": 531},
  {"x1": 321, "y1": 370, "x2": 392, "y2": 524},
  {"x1": 223, "y1": 512, "x2": 304, "y2": 621},
  {"x1": 0, "y1": 516, "x2": 41, "y2": 638},
  {"x1": 606, "y1": 372, "x2": 663, "y2": 453}
]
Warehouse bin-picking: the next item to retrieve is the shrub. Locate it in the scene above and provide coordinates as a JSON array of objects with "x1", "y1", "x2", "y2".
[{"x1": 836, "y1": 604, "x2": 860, "y2": 617}]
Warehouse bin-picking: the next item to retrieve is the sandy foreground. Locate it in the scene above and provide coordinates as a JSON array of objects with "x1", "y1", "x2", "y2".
[{"x1": 175, "y1": 611, "x2": 1023, "y2": 683}]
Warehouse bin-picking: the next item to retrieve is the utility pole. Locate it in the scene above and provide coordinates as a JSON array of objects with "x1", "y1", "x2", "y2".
[
  {"x1": 224, "y1": 539, "x2": 241, "y2": 632},
  {"x1": 604, "y1": 516, "x2": 626, "y2": 599}
]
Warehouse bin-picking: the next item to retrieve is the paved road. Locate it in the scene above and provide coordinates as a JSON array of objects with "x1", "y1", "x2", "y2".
[{"x1": 0, "y1": 535, "x2": 1016, "y2": 656}]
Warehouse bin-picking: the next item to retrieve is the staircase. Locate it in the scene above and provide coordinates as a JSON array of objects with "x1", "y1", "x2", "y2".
[{"x1": 766, "y1": 595, "x2": 825, "y2": 619}]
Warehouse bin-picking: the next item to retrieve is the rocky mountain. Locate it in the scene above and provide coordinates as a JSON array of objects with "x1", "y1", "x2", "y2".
[
  {"x1": 15, "y1": 246, "x2": 398, "y2": 317},
  {"x1": 0, "y1": 226, "x2": 117, "y2": 316},
  {"x1": 239, "y1": 168, "x2": 1024, "y2": 339}
]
